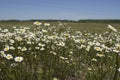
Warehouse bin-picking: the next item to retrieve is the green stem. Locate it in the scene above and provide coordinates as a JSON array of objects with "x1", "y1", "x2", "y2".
[
  {"x1": 113, "y1": 53, "x2": 119, "y2": 80},
  {"x1": 107, "y1": 30, "x2": 112, "y2": 40}
]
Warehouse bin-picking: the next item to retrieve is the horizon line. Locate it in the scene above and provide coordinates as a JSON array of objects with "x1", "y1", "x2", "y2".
[{"x1": 0, "y1": 19, "x2": 120, "y2": 21}]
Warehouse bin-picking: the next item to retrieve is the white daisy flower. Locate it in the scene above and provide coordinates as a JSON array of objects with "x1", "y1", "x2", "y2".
[
  {"x1": 5, "y1": 54, "x2": 13, "y2": 60},
  {"x1": 15, "y1": 36, "x2": 22, "y2": 41},
  {"x1": 42, "y1": 29, "x2": 47, "y2": 33},
  {"x1": 96, "y1": 53, "x2": 105, "y2": 57},
  {"x1": 10, "y1": 46, "x2": 15, "y2": 50},
  {"x1": 53, "y1": 77, "x2": 58, "y2": 80},
  {"x1": 21, "y1": 47, "x2": 27, "y2": 51},
  {"x1": 44, "y1": 23, "x2": 50, "y2": 26},
  {"x1": 94, "y1": 47, "x2": 102, "y2": 51},
  {"x1": 10, "y1": 39, "x2": 15, "y2": 44},
  {"x1": 118, "y1": 68, "x2": 120, "y2": 72},
  {"x1": 4, "y1": 46, "x2": 10, "y2": 51},
  {"x1": 33, "y1": 21, "x2": 42, "y2": 26},
  {"x1": 108, "y1": 24, "x2": 117, "y2": 32},
  {"x1": 14, "y1": 57, "x2": 23, "y2": 62}
]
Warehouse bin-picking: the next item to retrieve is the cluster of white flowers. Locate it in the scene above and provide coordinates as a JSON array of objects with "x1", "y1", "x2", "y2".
[{"x1": 0, "y1": 22, "x2": 120, "y2": 80}]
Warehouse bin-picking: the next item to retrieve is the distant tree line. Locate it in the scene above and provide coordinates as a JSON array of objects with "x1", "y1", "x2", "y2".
[
  {"x1": 0, "y1": 19, "x2": 120, "y2": 23},
  {"x1": 78, "y1": 19, "x2": 120, "y2": 23},
  {"x1": 0, "y1": 19, "x2": 76, "y2": 22}
]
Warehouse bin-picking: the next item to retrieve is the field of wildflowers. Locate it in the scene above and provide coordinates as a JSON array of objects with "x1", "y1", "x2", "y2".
[{"x1": 0, "y1": 21, "x2": 120, "y2": 80}]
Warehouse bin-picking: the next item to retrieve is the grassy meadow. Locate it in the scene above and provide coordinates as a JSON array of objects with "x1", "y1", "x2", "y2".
[
  {"x1": 0, "y1": 20, "x2": 120, "y2": 80},
  {"x1": 0, "y1": 21, "x2": 120, "y2": 33}
]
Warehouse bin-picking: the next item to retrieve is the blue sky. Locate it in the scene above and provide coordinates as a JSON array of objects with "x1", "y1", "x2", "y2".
[{"x1": 0, "y1": 0, "x2": 120, "y2": 20}]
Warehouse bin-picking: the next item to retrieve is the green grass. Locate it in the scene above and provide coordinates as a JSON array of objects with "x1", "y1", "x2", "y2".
[{"x1": 0, "y1": 21, "x2": 120, "y2": 33}]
